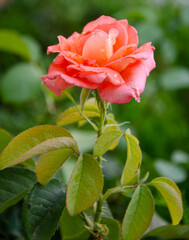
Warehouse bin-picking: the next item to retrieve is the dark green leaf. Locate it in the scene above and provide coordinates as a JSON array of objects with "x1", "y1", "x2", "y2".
[
  {"x1": 22, "y1": 179, "x2": 66, "y2": 240},
  {"x1": 0, "y1": 167, "x2": 36, "y2": 213},
  {"x1": 67, "y1": 154, "x2": 103, "y2": 216},
  {"x1": 122, "y1": 185, "x2": 154, "y2": 240}
]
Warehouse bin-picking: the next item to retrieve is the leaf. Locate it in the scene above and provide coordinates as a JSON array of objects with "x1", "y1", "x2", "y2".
[
  {"x1": 143, "y1": 224, "x2": 189, "y2": 239},
  {"x1": 57, "y1": 105, "x2": 100, "y2": 126},
  {"x1": 80, "y1": 88, "x2": 90, "y2": 111},
  {"x1": 93, "y1": 131, "x2": 123, "y2": 156},
  {"x1": 66, "y1": 154, "x2": 103, "y2": 216},
  {"x1": 0, "y1": 167, "x2": 36, "y2": 213},
  {"x1": 0, "y1": 125, "x2": 77, "y2": 170},
  {"x1": 150, "y1": 177, "x2": 183, "y2": 225},
  {"x1": 101, "y1": 217, "x2": 120, "y2": 240},
  {"x1": 105, "y1": 113, "x2": 120, "y2": 150},
  {"x1": 122, "y1": 185, "x2": 154, "y2": 240},
  {"x1": 0, "y1": 128, "x2": 12, "y2": 154},
  {"x1": 36, "y1": 148, "x2": 74, "y2": 185},
  {"x1": 120, "y1": 134, "x2": 142, "y2": 186},
  {"x1": 22, "y1": 179, "x2": 66, "y2": 240},
  {"x1": 1, "y1": 63, "x2": 43, "y2": 103},
  {"x1": 60, "y1": 207, "x2": 86, "y2": 239},
  {"x1": 0, "y1": 29, "x2": 30, "y2": 60}
]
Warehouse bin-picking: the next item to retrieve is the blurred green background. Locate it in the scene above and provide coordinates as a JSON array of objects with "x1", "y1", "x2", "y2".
[{"x1": 0, "y1": 0, "x2": 189, "y2": 239}]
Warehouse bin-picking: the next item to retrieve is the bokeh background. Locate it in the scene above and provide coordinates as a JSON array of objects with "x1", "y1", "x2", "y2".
[{"x1": 0, "y1": 0, "x2": 189, "y2": 239}]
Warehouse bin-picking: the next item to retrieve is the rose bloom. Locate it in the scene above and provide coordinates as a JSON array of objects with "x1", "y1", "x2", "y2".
[{"x1": 41, "y1": 16, "x2": 155, "y2": 104}]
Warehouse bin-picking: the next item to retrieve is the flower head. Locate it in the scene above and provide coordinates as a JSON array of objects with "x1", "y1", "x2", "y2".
[{"x1": 41, "y1": 15, "x2": 156, "y2": 104}]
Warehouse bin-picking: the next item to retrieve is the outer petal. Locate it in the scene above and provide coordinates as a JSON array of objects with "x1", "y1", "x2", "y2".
[
  {"x1": 106, "y1": 42, "x2": 155, "y2": 72},
  {"x1": 121, "y1": 47, "x2": 156, "y2": 94},
  {"x1": 98, "y1": 81, "x2": 139, "y2": 104},
  {"x1": 83, "y1": 15, "x2": 116, "y2": 33},
  {"x1": 69, "y1": 64, "x2": 125, "y2": 85},
  {"x1": 119, "y1": 20, "x2": 139, "y2": 46}
]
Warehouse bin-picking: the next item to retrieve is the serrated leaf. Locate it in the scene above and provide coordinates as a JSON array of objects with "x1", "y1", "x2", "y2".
[
  {"x1": 0, "y1": 167, "x2": 36, "y2": 213},
  {"x1": 67, "y1": 154, "x2": 103, "y2": 216},
  {"x1": 143, "y1": 224, "x2": 189, "y2": 239},
  {"x1": 0, "y1": 128, "x2": 12, "y2": 154},
  {"x1": 122, "y1": 185, "x2": 154, "y2": 240},
  {"x1": 0, "y1": 125, "x2": 77, "y2": 169},
  {"x1": 101, "y1": 217, "x2": 120, "y2": 240},
  {"x1": 57, "y1": 105, "x2": 100, "y2": 126},
  {"x1": 120, "y1": 134, "x2": 142, "y2": 186},
  {"x1": 80, "y1": 88, "x2": 90, "y2": 111},
  {"x1": 22, "y1": 179, "x2": 66, "y2": 240},
  {"x1": 93, "y1": 131, "x2": 122, "y2": 156},
  {"x1": 150, "y1": 177, "x2": 183, "y2": 225},
  {"x1": 0, "y1": 29, "x2": 30, "y2": 60},
  {"x1": 36, "y1": 148, "x2": 74, "y2": 185},
  {"x1": 60, "y1": 207, "x2": 86, "y2": 239}
]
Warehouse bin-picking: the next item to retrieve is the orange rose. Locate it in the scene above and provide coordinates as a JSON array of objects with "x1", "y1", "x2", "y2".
[{"x1": 41, "y1": 16, "x2": 155, "y2": 104}]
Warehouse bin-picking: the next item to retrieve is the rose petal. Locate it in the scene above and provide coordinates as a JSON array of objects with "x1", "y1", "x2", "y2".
[
  {"x1": 106, "y1": 42, "x2": 155, "y2": 72},
  {"x1": 71, "y1": 64, "x2": 125, "y2": 85},
  {"x1": 98, "y1": 81, "x2": 139, "y2": 104},
  {"x1": 83, "y1": 15, "x2": 116, "y2": 33},
  {"x1": 119, "y1": 20, "x2": 139, "y2": 46},
  {"x1": 82, "y1": 30, "x2": 114, "y2": 66},
  {"x1": 121, "y1": 47, "x2": 156, "y2": 94},
  {"x1": 41, "y1": 75, "x2": 73, "y2": 97}
]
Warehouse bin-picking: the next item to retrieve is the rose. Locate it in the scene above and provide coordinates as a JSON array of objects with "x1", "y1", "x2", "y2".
[{"x1": 41, "y1": 15, "x2": 155, "y2": 104}]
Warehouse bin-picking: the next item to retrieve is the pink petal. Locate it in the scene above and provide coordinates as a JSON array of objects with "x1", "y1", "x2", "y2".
[
  {"x1": 82, "y1": 30, "x2": 114, "y2": 66},
  {"x1": 119, "y1": 20, "x2": 139, "y2": 46},
  {"x1": 106, "y1": 42, "x2": 155, "y2": 72},
  {"x1": 41, "y1": 75, "x2": 73, "y2": 97},
  {"x1": 83, "y1": 15, "x2": 116, "y2": 33},
  {"x1": 73, "y1": 64, "x2": 125, "y2": 85},
  {"x1": 121, "y1": 47, "x2": 156, "y2": 94},
  {"x1": 98, "y1": 81, "x2": 139, "y2": 104}
]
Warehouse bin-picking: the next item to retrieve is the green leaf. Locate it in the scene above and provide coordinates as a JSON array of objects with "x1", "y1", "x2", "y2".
[
  {"x1": 57, "y1": 105, "x2": 100, "y2": 126},
  {"x1": 0, "y1": 128, "x2": 12, "y2": 154},
  {"x1": 101, "y1": 217, "x2": 120, "y2": 240},
  {"x1": 105, "y1": 113, "x2": 121, "y2": 150},
  {"x1": 67, "y1": 154, "x2": 103, "y2": 216},
  {"x1": 1, "y1": 63, "x2": 43, "y2": 103},
  {"x1": 80, "y1": 88, "x2": 91, "y2": 111},
  {"x1": 0, "y1": 167, "x2": 36, "y2": 213},
  {"x1": 122, "y1": 185, "x2": 154, "y2": 240},
  {"x1": 93, "y1": 131, "x2": 123, "y2": 156},
  {"x1": 0, "y1": 29, "x2": 30, "y2": 60},
  {"x1": 22, "y1": 179, "x2": 66, "y2": 240},
  {"x1": 36, "y1": 148, "x2": 74, "y2": 185},
  {"x1": 0, "y1": 125, "x2": 77, "y2": 169},
  {"x1": 120, "y1": 134, "x2": 142, "y2": 186},
  {"x1": 60, "y1": 207, "x2": 86, "y2": 239},
  {"x1": 150, "y1": 177, "x2": 183, "y2": 225},
  {"x1": 143, "y1": 224, "x2": 189, "y2": 239}
]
